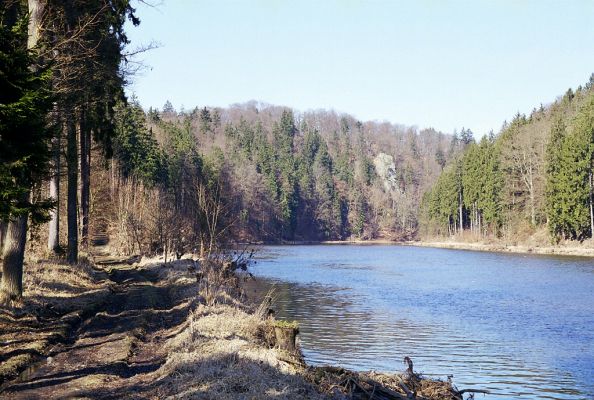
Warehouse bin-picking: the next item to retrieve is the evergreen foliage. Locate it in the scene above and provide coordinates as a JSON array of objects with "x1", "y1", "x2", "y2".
[
  {"x1": 0, "y1": 9, "x2": 52, "y2": 223},
  {"x1": 137, "y1": 104, "x2": 452, "y2": 242},
  {"x1": 423, "y1": 77, "x2": 594, "y2": 243}
]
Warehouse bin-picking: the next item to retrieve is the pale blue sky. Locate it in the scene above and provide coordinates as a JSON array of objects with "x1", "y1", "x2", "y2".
[{"x1": 125, "y1": 0, "x2": 594, "y2": 137}]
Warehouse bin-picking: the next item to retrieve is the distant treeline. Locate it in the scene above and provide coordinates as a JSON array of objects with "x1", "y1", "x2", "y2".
[
  {"x1": 421, "y1": 74, "x2": 594, "y2": 243},
  {"x1": 114, "y1": 100, "x2": 457, "y2": 244}
]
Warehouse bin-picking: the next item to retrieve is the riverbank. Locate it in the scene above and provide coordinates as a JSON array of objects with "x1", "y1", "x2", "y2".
[
  {"x1": 0, "y1": 254, "x2": 474, "y2": 399},
  {"x1": 407, "y1": 239, "x2": 594, "y2": 257},
  {"x1": 258, "y1": 235, "x2": 594, "y2": 258}
]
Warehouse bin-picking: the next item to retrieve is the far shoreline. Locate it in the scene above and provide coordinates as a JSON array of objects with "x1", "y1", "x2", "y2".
[
  {"x1": 403, "y1": 240, "x2": 594, "y2": 258},
  {"x1": 239, "y1": 238, "x2": 594, "y2": 258}
]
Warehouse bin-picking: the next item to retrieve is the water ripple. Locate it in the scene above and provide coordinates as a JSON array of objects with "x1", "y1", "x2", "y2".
[{"x1": 245, "y1": 245, "x2": 594, "y2": 399}]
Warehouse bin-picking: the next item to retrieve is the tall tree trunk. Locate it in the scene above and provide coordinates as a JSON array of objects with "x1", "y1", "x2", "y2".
[
  {"x1": 27, "y1": 0, "x2": 44, "y2": 49},
  {"x1": 80, "y1": 110, "x2": 90, "y2": 251},
  {"x1": 48, "y1": 131, "x2": 60, "y2": 252},
  {"x1": 0, "y1": 0, "x2": 45, "y2": 302},
  {"x1": 475, "y1": 204, "x2": 478, "y2": 235},
  {"x1": 529, "y1": 190, "x2": 536, "y2": 226},
  {"x1": 66, "y1": 116, "x2": 78, "y2": 263},
  {"x1": 0, "y1": 207, "x2": 28, "y2": 303},
  {"x1": 458, "y1": 190, "x2": 463, "y2": 233},
  {"x1": 528, "y1": 168, "x2": 536, "y2": 226},
  {"x1": 589, "y1": 169, "x2": 594, "y2": 237},
  {"x1": 469, "y1": 204, "x2": 473, "y2": 234}
]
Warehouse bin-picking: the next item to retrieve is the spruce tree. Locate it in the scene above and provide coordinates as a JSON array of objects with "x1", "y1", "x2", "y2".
[
  {"x1": 545, "y1": 117, "x2": 567, "y2": 240},
  {"x1": 0, "y1": 4, "x2": 52, "y2": 302}
]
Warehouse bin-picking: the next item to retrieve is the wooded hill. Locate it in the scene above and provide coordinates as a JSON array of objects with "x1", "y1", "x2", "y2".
[
  {"x1": 118, "y1": 100, "x2": 458, "y2": 245},
  {"x1": 421, "y1": 75, "x2": 594, "y2": 244}
]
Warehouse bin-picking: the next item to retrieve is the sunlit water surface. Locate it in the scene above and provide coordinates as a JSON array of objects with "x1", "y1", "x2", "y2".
[{"x1": 244, "y1": 245, "x2": 594, "y2": 399}]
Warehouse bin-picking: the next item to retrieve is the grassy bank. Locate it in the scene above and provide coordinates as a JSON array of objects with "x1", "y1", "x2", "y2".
[
  {"x1": 261, "y1": 233, "x2": 594, "y2": 258},
  {"x1": 156, "y1": 302, "x2": 468, "y2": 400},
  {"x1": 409, "y1": 239, "x2": 594, "y2": 258}
]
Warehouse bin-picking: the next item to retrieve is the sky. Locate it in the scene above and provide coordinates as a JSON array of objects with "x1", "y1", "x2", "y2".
[{"x1": 125, "y1": 0, "x2": 594, "y2": 137}]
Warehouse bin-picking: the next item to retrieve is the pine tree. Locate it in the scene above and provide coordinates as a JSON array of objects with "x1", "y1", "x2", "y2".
[
  {"x1": 545, "y1": 117, "x2": 567, "y2": 240},
  {"x1": 199, "y1": 107, "x2": 212, "y2": 135},
  {"x1": 478, "y1": 136, "x2": 503, "y2": 233},
  {"x1": 546, "y1": 94, "x2": 594, "y2": 240}
]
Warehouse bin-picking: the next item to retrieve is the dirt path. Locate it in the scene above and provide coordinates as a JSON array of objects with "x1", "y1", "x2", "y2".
[{"x1": 1, "y1": 261, "x2": 197, "y2": 399}]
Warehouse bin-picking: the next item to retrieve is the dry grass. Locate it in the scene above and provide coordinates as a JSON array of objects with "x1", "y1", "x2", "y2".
[
  {"x1": 22, "y1": 258, "x2": 106, "y2": 306},
  {"x1": 418, "y1": 224, "x2": 594, "y2": 258},
  {"x1": 154, "y1": 304, "x2": 326, "y2": 400}
]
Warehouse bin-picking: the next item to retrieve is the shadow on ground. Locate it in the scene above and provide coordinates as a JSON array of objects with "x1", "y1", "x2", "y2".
[{"x1": 1, "y1": 261, "x2": 198, "y2": 399}]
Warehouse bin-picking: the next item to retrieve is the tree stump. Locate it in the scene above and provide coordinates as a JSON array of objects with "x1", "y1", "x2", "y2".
[{"x1": 274, "y1": 322, "x2": 299, "y2": 352}]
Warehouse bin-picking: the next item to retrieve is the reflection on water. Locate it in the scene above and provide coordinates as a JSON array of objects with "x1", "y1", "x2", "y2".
[{"x1": 244, "y1": 245, "x2": 594, "y2": 399}]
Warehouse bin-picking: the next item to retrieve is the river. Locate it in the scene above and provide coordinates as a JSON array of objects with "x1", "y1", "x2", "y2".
[{"x1": 245, "y1": 245, "x2": 594, "y2": 399}]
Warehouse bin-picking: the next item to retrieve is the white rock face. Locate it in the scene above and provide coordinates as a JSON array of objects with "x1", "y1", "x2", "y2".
[{"x1": 373, "y1": 153, "x2": 399, "y2": 192}]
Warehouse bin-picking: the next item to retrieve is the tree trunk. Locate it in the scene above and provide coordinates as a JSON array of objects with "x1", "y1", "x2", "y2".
[
  {"x1": 80, "y1": 111, "x2": 90, "y2": 251},
  {"x1": 1, "y1": 209, "x2": 28, "y2": 303},
  {"x1": 590, "y1": 170, "x2": 594, "y2": 237},
  {"x1": 475, "y1": 204, "x2": 478, "y2": 235},
  {"x1": 0, "y1": 221, "x2": 7, "y2": 254},
  {"x1": 529, "y1": 190, "x2": 536, "y2": 226},
  {"x1": 48, "y1": 132, "x2": 60, "y2": 252},
  {"x1": 469, "y1": 204, "x2": 473, "y2": 234},
  {"x1": 27, "y1": 0, "x2": 44, "y2": 49},
  {"x1": 66, "y1": 116, "x2": 78, "y2": 264},
  {"x1": 458, "y1": 190, "x2": 463, "y2": 233},
  {"x1": 529, "y1": 169, "x2": 536, "y2": 226},
  {"x1": 274, "y1": 325, "x2": 299, "y2": 352}
]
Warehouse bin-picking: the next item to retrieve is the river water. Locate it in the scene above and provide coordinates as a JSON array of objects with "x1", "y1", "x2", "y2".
[{"x1": 245, "y1": 245, "x2": 594, "y2": 399}]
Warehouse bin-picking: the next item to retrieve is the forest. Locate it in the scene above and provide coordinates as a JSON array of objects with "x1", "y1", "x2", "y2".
[
  {"x1": 124, "y1": 100, "x2": 456, "y2": 244},
  {"x1": 420, "y1": 76, "x2": 594, "y2": 244}
]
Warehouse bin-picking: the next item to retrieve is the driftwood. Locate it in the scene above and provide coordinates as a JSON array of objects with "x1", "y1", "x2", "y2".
[
  {"x1": 309, "y1": 357, "x2": 489, "y2": 400},
  {"x1": 334, "y1": 375, "x2": 428, "y2": 400}
]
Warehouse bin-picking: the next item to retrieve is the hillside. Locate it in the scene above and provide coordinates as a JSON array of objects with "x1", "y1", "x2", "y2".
[
  {"x1": 130, "y1": 102, "x2": 458, "y2": 244},
  {"x1": 421, "y1": 74, "x2": 594, "y2": 246}
]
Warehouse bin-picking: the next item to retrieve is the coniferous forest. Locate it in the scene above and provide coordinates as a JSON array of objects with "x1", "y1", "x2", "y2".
[
  {"x1": 111, "y1": 75, "x2": 594, "y2": 250},
  {"x1": 421, "y1": 78, "x2": 594, "y2": 243},
  {"x1": 114, "y1": 101, "x2": 454, "y2": 246}
]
